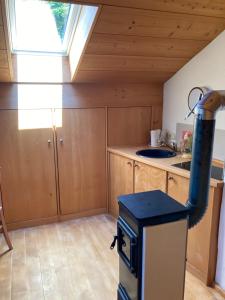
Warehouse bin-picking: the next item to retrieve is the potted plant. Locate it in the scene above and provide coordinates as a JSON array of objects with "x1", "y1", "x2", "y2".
[{"x1": 180, "y1": 130, "x2": 193, "y2": 158}]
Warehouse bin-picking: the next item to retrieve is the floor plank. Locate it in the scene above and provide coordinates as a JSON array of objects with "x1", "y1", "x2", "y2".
[{"x1": 0, "y1": 214, "x2": 224, "y2": 299}]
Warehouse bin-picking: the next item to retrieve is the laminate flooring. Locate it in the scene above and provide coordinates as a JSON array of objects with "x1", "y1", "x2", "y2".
[{"x1": 0, "y1": 215, "x2": 224, "y2": 300}]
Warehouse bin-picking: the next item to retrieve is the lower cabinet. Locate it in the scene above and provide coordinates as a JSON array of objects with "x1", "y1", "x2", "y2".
[
  {"x1": 108, "y1": 152, "x2": 223, "y2": 286},
  {"x1": 109, "y1": 153, "x2": 133, "y2": 217},
  {"x1": 134, "y1": 161, "x2": 166, "y2": 193},
  {"x1": 0, "y1": 110, "x2": 58, "y2": 225},
  {"x1": 167, "y1": 172, "x2": 222, "y2": 285},
  {"x1": 109, "y1": 153, "x2": 167, "y2": 217}
]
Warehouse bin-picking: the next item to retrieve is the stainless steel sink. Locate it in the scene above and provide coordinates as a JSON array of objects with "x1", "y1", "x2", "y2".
[{"x1": 136, "y1": 149, "x2": 177, "y2": 159}]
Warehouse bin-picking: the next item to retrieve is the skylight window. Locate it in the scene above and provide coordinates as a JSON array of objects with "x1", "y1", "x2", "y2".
[{"x1": 8, "y1": 0, "x2": 81, "y2": 54}]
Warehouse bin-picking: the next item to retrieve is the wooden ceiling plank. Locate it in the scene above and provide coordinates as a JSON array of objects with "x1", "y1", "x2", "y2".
[
  {"x1": 67, "y1": 0, "x2": 225, "y2": 18},
  {"x1": 79, "y1": 54, "x2": 188, "y2": 72},
  {"x1": 75, "y1": 70, "x2": 173, "y2": 84},
  {"x1": 94, "y1": 6, "x2": 225, "y2": 41},
  {"x1": 86, "y1": 33, "x2": 208, "y2": 58}
]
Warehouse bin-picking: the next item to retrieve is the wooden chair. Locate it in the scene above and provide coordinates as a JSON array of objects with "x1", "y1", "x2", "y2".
[{"x1": 0, "y1": 169, "x2": 13, "y2": 251}]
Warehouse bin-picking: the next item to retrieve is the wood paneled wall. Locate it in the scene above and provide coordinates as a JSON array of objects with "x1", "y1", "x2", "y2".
[
  {"x1": 0, "y1": 83, "x2": 162, "y2": 109},
  {"x1": 0, "y1": 83, "x2": 163, "y2": 146}
]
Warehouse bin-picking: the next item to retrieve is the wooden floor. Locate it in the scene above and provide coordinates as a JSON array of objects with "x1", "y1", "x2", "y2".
[{"x1": 0, "y1": 214, "x2": 224, "y2": 300}]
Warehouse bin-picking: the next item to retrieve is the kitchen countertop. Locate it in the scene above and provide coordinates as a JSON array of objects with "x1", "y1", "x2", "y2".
[{"x1": 108, "y1": 146, "x2": 224, "y2": 188}]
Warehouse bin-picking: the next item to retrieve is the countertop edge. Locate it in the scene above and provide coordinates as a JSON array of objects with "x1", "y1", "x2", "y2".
[{"x1": 108, "y1": 146, "x2": 224, "y2": 189}]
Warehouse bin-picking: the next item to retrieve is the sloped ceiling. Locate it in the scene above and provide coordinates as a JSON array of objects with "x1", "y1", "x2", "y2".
[
  {"x1": 1, "y1": 0, "x2": 225, "y2": 84},
  {"x1": 72, "y1": 0, "x2": 225, "y2": 83}
]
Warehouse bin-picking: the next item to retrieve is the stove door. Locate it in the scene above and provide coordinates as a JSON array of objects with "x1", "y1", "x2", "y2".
[
  {"x1": 117, "y1": 217, "x2": 138, "y2": 275},
  {"x1": 118, "y1": 283, "x2": 131, "y2": 300},
  {"x1": 119, "y1": 257, "x2": 138, "y2": 300}
]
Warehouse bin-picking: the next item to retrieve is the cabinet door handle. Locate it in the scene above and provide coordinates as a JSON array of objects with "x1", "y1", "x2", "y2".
[
  {"x1": 134, "y1": 164, "x2": 140, "y2": 169},
  {"x1": 168, "y1": 176, "x2": 174, "y2": 181},
  {"x1": 59, "y1": 138, "x2": 63, "y2": 144},
  {"x1": 127, "y1": 161, "x2": 132, "y2": 166},
  {"x1": 48, "y1": 139, "x2": 51, "y2": 145}
]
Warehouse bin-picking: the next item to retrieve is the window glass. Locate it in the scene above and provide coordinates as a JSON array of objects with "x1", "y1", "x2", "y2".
[{"x1": 10, "y1": 0, "x2": 79, "y2": 54}]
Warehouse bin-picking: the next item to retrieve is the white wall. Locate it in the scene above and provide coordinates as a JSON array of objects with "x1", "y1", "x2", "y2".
[
  {"x1": 163, "y1": 30, "x2": 225, "y2": 135},
  {"x1": 163, "y1": 30, "x2": 225, "y2": 289}
]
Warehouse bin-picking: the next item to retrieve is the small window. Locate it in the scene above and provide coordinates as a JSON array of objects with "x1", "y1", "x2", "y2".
[{"x1": 7, "y1": 0, "x2": 81, "y2": 54}]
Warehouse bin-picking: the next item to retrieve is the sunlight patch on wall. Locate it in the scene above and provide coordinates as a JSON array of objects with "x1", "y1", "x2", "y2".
[
  {"x1": 18, "y1": 84, "x2": 62, "y2": 130},
  {"x1": 15, "y1": 54, "x2": 66, "y2": 83},
  {"x1": 18, "y1": 109, "x2": 53, "y2": 130}
]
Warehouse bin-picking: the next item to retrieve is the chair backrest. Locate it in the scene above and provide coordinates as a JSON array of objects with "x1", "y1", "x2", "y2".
[
  {"x1": 0, "y1": 193, "x2": 2, "y2": 210},
  {"x1": 0, "y1": 168, "x2": 2, "y2": 220},
  {"x1": 0, "y1": 167, "x2": 3, "y2": 209}
]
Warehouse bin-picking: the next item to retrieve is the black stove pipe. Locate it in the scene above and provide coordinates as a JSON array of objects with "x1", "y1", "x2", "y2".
[
  {"x1": 186, "y1": 90, "x2": 225, "y2": 228},
  {"x1": 186, "y1": 118, "x2": 215, "y2": 228}
]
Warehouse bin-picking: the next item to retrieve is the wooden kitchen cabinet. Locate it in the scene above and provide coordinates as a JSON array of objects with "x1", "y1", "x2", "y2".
[
  {"x1": 109, "y1": 153, "x2": 134, "y2": 217},
  {"x1": 108, "y1": 107, "x2": 152, "y2": 146},
  {"x1": 0, "y1": 108, "x2": 107, "y2": 226},
  {"x1": 167, "y1": 172, "x2": 222, "y2": 285},
  {"x1": 109, "y1": 154, "x2": 167, "y2": 217},
  {"x1": 134, "y1": 161, "x2": 166, "y2": 193},
  {"x1": 57, "y1": 108, "x2": 107, "y2": 216},
  {"x1": 0, "y1": 110, "x2": 58, "y2": 225},
  {"x1": 108, "y1": 150, "x2": 222, "y2": 286}
]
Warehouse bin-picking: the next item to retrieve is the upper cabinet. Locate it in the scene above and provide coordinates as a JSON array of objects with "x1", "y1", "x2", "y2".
[
  {"x1": 0, "y1": 110, "x2": 57, "y2": 224},
  {"x1": 108, "y1": 107, "x2": 152, "y2": 146},
  {"x1": 151, "y1": 106, "x2": 163, "y2": 130},
  {"x1": 56, "y1": 108, "x2": 107, "y2": 216}
]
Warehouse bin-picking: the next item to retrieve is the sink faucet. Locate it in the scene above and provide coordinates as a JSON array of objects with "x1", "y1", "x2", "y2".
[{"x1": 160, "y1": 141, "x2": 177, "y2": 152}]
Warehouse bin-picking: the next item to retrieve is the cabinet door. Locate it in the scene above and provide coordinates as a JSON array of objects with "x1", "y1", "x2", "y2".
[
  {"x1": 134, "y1": 162, "x2": 166, "y2": 193},
  {"x1": 167, "y1": 172, "x2": 217, "y2": 285},
  {"x1": 108, "y1": 107, "x2": 152, "y2": 146},
  {"x1": 57, "y1": 108, "x2": 106, "y2": 215},
  {"x1": 109, "y1": 153, "x2": 134, "y2": 217},
  {"x1": 0, "y1": 110, "x2": 57, "y2": 224},
  {"x1": 167, "y1": 173, "x2": 189, "y2": 205}
]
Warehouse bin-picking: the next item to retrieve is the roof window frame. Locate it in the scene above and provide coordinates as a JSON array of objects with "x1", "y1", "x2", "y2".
[{"x1": 6, "y1": 0, "x2": 81, "y2": 56}]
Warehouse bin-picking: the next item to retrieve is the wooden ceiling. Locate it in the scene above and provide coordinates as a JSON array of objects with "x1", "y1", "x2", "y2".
[
  {"x1": 1, "y1": 0, "x2": 225, "y2": 84},
  {"x1": 72, "y1": 0, "x2": 225, "y2": 83}
]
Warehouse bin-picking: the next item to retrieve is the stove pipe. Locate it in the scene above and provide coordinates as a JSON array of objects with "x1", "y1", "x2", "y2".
[{"x1": 186, "y1": 89, "x2": 225, "y2": 229}]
